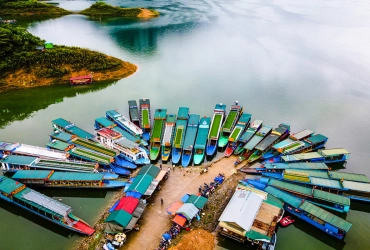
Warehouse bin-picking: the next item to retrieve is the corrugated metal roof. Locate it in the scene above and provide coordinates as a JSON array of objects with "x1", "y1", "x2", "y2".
[
  {"x1": 105, "y1": 210, "x2": 133, "y2": 228},
  {"x1": 115, "y1": 196, "x2": 139, "y2": 214},
  {"x1": 218, "y1": 190, "x2": 263, "y2": 231},
  {"x1": 50, "y1": 131, "x2": 75, "y2": 142},
  {"x1": 52, "y1": 118, "x2": 70, "y2": 128},
  {"x1": 95, "y1": 117, "x2": 115, "y2": 128},
  {"x1": 268, "y1": 179, "x2": 312, "y2": 196},
  {"x1": 46, "y1": 140, "x2": 71, "y2": 151},
  {"x1": 282, "y1": 152, "x2": 323, "y2": 162},
  {"x1": 194, "y1": 117, "x2": 211, "y2": 148},
  {"x1": 290, "y1": 129, "x2": 314, "y2": 140},
  {"x1": 255, "y1": 133, "x2": 280, "y2": 151},
  {"x1": 154, "y1": 109, "x2": 167, "y2": 119},
  {"x1": 185, "y1": 194, "x2": 208, "y2": 209},
  {"x1": 126, "y1": 174, "x2": 153, "y2": 194},
  {"x1": 0, "y1": 176, "x2": 25, "y2": 195},
  {"x1": 113, "y1": 127, "x2": 140, "y2": 144},
  {"x1": 144, "y1": 179, "x2": 160, "y2": 196},
  {"x1": 132, "y1": 201, "x2": 147, "y2": 218},
  {"x1": 329, "y1": 172, "x2": 369, "y2": 183},
  {"x1": 319, "y1": 148, "x2": 350, "y2": 156},
  {"x1": 313, "y1": 189, "x2": 350, "y2": 206},
  {"x1": 115, "y1": 138, "x2": 138, "y2": 149},
  {"x1": 52, "y1": 118, "x2": 93, "y2": 139},
  {"x1": 284, "y1": 169, "x2": 329, "y2": 178},
  {"x1": 237, "y1": 113, "x2": 251, "y2": 124},
  {"x1": 215, "y1": 103, "x2": 227, "y2": 111},
  {"x1": 0, "y1": 155, "x2": 38, "y2": 166},
  {"x1": 304, "y1": 134, "x2": 328, "y2": 144},
  {"x1": 264, "y1": 162, "x2": 328, "y2": 170},
  {"x1": 176, "y1": 203, "x2": 199, "y2": 220},
  {"x1": 13, "y1": 170, "x2": 52, "y2": 180},
  {"x1": 137, "y1": 164, "x2": 160, "y2": 179},
  {"x1": 264, "y1": 186, "x2": 303, "y2": 208},
  {"x1": 273, "y1": 138, "x2": 295, "y2": 149},
  {"x1": 299, "y1": 201, "x2": 352, "y2": 232},
  {"x1": 49, "y1": 172, "x2": 104, "y2": 181},
  {"x1": 310, "y1": 177, "x2": 342, "y2": 189},
  {"x1": 183, "y1": 114, "x2": 200, "y2": 149},
  {"x1": 177, "y1": 107, "x2": 189, "y2": 119},
  {"x1": 341, "y1": 180, "x2": 370, "y2": 192}
]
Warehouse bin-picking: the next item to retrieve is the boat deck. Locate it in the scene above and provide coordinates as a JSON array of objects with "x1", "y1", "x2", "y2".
[
  {"x1": 162, "y1": 115, "x2": 177, "y2": 144},
  {"x1": 222, "y1": 110, "x2": 238, "y2": 131},
  {"x1": 290, "y1": 129, "x2": 314, "y2": 140},
  {"x1": 141, "y1": 109, "x2": 150, "y2": 128},
  {"x1": 174, "y1": 120, "x2": 187, "y2": 148},
  {"x1": 46, "y1": 140, "x2": 74, "y2": 152},
  {"x1": 229, "y1": 125, "x2": 243, "y2": 142},
  {"x1": 52, "y1": 118, "x2": 94, "y2": 140},
  {"x1": 177, "y1": 107, "x2": 189, "y2": 120},
  {"x1": 183, "y1": 114, "x2": 200, "y2": 150},
  {"x1": 106, "y1": 110, "x2": 143, "y2": 136},
  {"x1": 69, "y1": 147, "x2": 113, "y2": 165},
  {"x1": 95, "y1": 117, "x2": 116, "y2": 129},
  {"x1": 72, "y1": 138, "x2": 118, "y2": 157},
  {"x1": 209, "y1": 113, "x2": 223, "y2": 139},
  {"x1": 13, "y1": 144, "x2": 69, "y2": 160},
  {"x1": 194, "y1": 117, "x2": 211, "y2": 149},
  {"x1": 128, "y1": 100, "x2": 140, "y2": 122},
  {"x1": 151, "y1": 119, "x2": 164, "y2": 142},
  {"x1": 244, "y1": 126, "x2": 272, "y2": 150}
]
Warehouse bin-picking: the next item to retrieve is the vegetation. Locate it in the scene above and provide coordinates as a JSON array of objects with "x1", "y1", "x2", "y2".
[
  {"x1": 80, "y1": 2, "x2": 159, "y2": 17},
  {"x1": 0, "y1": 0, "x2": 71, "y2": 15}
]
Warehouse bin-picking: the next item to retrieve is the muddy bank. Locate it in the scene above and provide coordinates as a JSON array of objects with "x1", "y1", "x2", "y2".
[{"x1": 169, "y1": 229, "x2": 215, "y2": 250}]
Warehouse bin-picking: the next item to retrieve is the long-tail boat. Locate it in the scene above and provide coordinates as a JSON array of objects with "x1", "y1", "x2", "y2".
[
  {"x1": 206, "y1": 104, "x2": 226, "y2": 156},
  {"x1": 161, "y1": 114, "x2": 177, "y2": 161},
  {"x1": 128, "y1": 100, "x2": 140, "y2": 127},
  {"x1": 224, "y1": 113, "x2": 251, "y2": 157},
  {"x1": 52, "y1": 118, "x2": 94, "y2": 140},
  {"x1": 233, "y1": 120, "x2": 263, "y2": 155},
  {"x1": 247, "y1": 123, "x2": 290, "y2": 163},
  {"x1": 235, "y1": 125, "x2": 272, "y2": 165},
  {"x1": 150, "y1": 109, "x2": 167, "y2": 160},
  {"x1": 182, "y1": 114, "x2": 200, "y2": 167},
  {"x1": 280, "y1": 148, "x2": 350, "y2": 164},
  {"x1": 218, "y1": 101, "x2": 243, "y2": 148},
  {"x1": 172, "y1": 107, "x2": 189, "y2": 164},
  {"x1": 193, "y1": 117, "x2": 211, "y2": 165},
  {"x1": 0, "y1": 176, "x2": 95, "y2": 235},
  {"x1": 139, "y1": 98, "x2": 151, "y2": 141}
]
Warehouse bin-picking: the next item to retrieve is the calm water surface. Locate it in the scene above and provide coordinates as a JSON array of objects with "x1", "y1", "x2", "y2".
[{"x1": 1, "y1": 0, "x2": 370, "y2": 249}]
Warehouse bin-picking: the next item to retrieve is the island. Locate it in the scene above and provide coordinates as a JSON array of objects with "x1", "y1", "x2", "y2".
[
  {"x1": 0, "y1": 25, "x2": 137, "y2": 92},
  {"x1": 0, "y1": 0, "x2": 71, "y2": 15}
]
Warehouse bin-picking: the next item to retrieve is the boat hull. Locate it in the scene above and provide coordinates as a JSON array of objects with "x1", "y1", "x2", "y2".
[
  {"x1": 224, "y1": 142, "x2": 237, "y2": 157},
  {"x1": 150, "y1": 146, "x2": 160, "y2": 161},
  {"x1": 181, "y1": 151, "x2": 192, "y2": 167},
  {"x1": 218, "y1": 134, "x2": 229, "y2": 148},
  {"x1": 193, "y1": 151, "x2": 205, "y2": 165},
  {"x1": 206, "y1": 139, "x2": 218, "y2": 156},
  {"x1": 109, "y1": 164, "x2": 131, "y2": 176},
  {"x1": 234, "y1": 145, "x2": 245, "y2": 155},
  {"x1": 115, "y1": 156, "x2": 138, "y2": 169},
  {"x1": 172, "y1": 148, "x2": 182, "y2": 164},
  {"x1": 162, "y1": 146, "x2": 171, "y2": 162}
]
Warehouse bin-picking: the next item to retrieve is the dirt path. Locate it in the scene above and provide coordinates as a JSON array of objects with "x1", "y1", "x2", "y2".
[
  {"x1": 137, "y1": 8, "x2": 157, "y2": 18},
  {"x1": 121, "y1": 156, "x2": 239, "y2": 250}
]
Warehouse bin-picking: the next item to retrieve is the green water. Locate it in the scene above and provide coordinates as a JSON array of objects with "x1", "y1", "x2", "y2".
[{"x1": 1, "y1": 0, "x2": 370, "y2": 249}]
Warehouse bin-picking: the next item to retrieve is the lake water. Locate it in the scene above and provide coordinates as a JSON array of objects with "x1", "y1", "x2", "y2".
[{"x1": 1, "y1": 0, "x2": 370, "y2": 249}]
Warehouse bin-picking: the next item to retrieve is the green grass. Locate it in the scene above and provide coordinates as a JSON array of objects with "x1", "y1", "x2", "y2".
[
  {"x1": 79, "y1": 2, "x2": 158, "y2": 17},
  {"x1": 230, "y1": 126, "x2": 242, "y2": 140},
  {"x1": 0, "y1": 1, "x2": 71, "y2": 15},
  {"x1": 142, "y1": 109, "x2": 149, "y2": 127},
  {"x1": 223, "y1": 111, "x2": 237, "y2": 130},
  {"x1": 151, "y1": 119, "x2": 163, "y2": 140},
  {"x1": 209, "y1": 114, "x2": 222, "y2": 138},
  {"x1": 174, "y1": 127, "x2": 183, "y2": 147}
]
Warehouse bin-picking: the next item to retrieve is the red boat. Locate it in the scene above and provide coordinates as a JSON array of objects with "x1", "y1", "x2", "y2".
[
  {"x1": 280, "y1": 216, "x2": 295, "y2": 227},
  {"x1": 224, "y1": 144, "x2": 234, "y2": 157},
  {"x1": 70, "y1": 75, "x2": 93, "y2": 85}
]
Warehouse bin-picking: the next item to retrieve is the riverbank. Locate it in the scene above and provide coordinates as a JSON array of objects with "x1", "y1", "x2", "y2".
[{"x1": 0, "y1": 1, "x2": 71, "y2": 15}]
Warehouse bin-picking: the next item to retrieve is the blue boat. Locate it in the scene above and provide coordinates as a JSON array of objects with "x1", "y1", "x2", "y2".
[
  {"x1": 109, "y1": 164, "x2": 131, "y2": 176},
  {"x1": 52, "y1": 118, "x2": 94, "y2": 140},
  {"x1": 181, "y1": 114, "x2": 200, "y2": 167},
  {"x1": 206, "y1": 103, "x2": 226, "y2": 156},
  {"x1": 172, "y1": 107, "x2": 189, "y2": 164}
]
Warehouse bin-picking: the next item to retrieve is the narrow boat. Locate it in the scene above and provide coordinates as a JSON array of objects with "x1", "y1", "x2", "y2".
[
  {"x1": 261, "y1": 129, "x2": 314, "y2": 160},
  {"x1": 172, "y1": 107, "x2": 189, "y2": 164},
  {"x1": 247, "y1": 123, "x2": 290, "y2": 163},
  {"x1": 224, "y1": 113, "x2": 251, "y2": 157},
  {"x1": 52, "y1": 118, "x2": 94, "y2": 140},
  {"x1": 218, "y1": 101, "x2": 243, "y2": 148},
  {"x1": 128, "y1": 100, "x2": 140, "y2": 127},
  {"x1": 106, "y1": 110, "x2": 143, "y2": 138},
  {"x1": 139, "y1": 98, "x2": 151, "y2": 141},
  {"x1": 206, "y1": 103, "x2": 226, "y2": 156},
  {"x1": 193, "y1": 117, "x2": 211, "y2": 165},
  {"x1": 235, "y1": 125, "x2": 272, "y2": 165},
  {"x1": 181, "y1": 114, "x2": 200, "y2": 167},
  {"x1": 150, "y1": 109, "x2": 167, "y2": 160},
  {"x1": 239, "y1": 162, "x2": 329, "y2": 175},
  {"x1": 0, "y1": 176, "x2": 95, "y2": 235},
  {"x1": 70, "y1": 75, "x2": 93, "y2": 85},
  {"x1": 161, "y1": 114, "x2": 177, "y2": 161},
  {"x1": 280, "y1": 148, "x2": 350, "y2": 164},
  {"x1": 234, "y1": 120, "x2": 263, "y2": 155},
  {"x1": 12, "y1": 170, "x2": 126, "y2": 189}
]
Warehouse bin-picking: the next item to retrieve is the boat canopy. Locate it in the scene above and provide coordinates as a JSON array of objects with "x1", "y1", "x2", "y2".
[
  {"x1": 128, "y1": 100, "x2": 139, "y2": 116},
  {"x1": 237, "y1": 113, "x2": 251, "y2": 124},
  {"x1": 264, "y1": 162, "x2": 329, "y2": 170},
  {"x1": 310, "y1": 177, "x2": 342, "y2": 189},
  {"x1": 0, "y1": 176, "x2": 25, "y2": 195},
  {"x1": 341, "y1": 180, "x2": 370, "y2": 192},
  {"x1": 183, "y1": 114, "x2": 200, "y2": 150},
  {"x1": 243, "y1": 126, "x2": 273, "y2": 150},
  {"x1": 289, "y1": 129, "x2": 314, "y2": 140},
  {"x1": 50, "y1": 131, "x2": 76, "y2": 142},
  {"x1": 312, "y1": 189, "x2": 350, "y2": 206},
  {"x1": 13, "y1": 170, "x2": 52, "y2": 180},
  {"x1": 0, "y1": 155, "x2": 38, "y2": 166},
  {"x1": 318, "y1": 148, "x2": 350, "y2": 156},
  {"x1": 329, "y1": 172, "x2": 370, "y2": 183},
  {"x1": 268, "y1": 179, "x2": 312, "y2": 196},
  {"x1": 154, "y1": 109, "x2": 167, "y2": 119},
  {"x1": 0, "y1": 141, "x2": 19, "y2": 151},
  {"x1": 194, "y1": 117, "x2": 211, "y2": 149},
  {"x1": 95, "y1": 117, "x2": 116, "y2": 128},
  {"x1": 49, "y1": 172, "x2": 104, "y2": 181},
  {"x1": 52, "y1": 118, "x2": 94, "y2": 140},
  {"x1": 264, "y1": 186, "x2": 303, "y2": 208},
  {"x1": 304, "y1": 134, "x2": 328, "y2": 144},
  {"x1": 281, "y1": 152, "x2": 323, "y2": 162},
  {"x1": 177, "y1": 107, "x2": 189, "y2": 120},
  {"x1": 46, "y1": 140, "x2": 72, "y2": 151}
]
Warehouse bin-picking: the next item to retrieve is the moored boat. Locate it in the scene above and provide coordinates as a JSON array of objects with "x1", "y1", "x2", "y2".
[
  {"x1": 139, "y1": 98, "x2": 151, "y2": 141},
  {"x1": 161, "y1": 114, "x2": 177, "y2": 161},
  {"x1": 128, "y1": 100, "x2": 140, "y2": 127},
  {"x1": 280, "y1": 148, "x2": 350, "y2": 164},
  {"x1": 206, "y1": 103, "x2": 226, "y2": 156},
  {"x1": 224, "y1": 113, "x2": 251, "y2": 157},
  {"x1": 172, "y1": 107, "x2": 189, "y2": 164},
  {"x1": 218, "y1": 101, "x2": 243, "y2": 148},
  {"x1": 52, "y1": 118, "x2": 94, "y2": 140},
  {"x1": 150, "y1": 109, "x2": 167, "y2": 160},
  {"x1": 106, "y1": 110, "x2": 143, "y2": 138},
  {"x1": 193, "y1": 117, "x2": 211, "y2": 165},
  {"x1": 234, "y1": 119, "x2": 263, "y2": 155},
  {"x1": 70, "y1": 75, "x2": 93, "y2": 85},
  {"x1": 181, "y1": 114, "x2": 200, "y2": 167}
]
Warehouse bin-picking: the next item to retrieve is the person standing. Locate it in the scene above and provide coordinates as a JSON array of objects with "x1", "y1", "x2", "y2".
[
  {"x1": 161, "y1": 198, "x2": 164, "y2": 205},
  {"x1": 160, "y1": 164, "x2": 162, "y2": 170}
]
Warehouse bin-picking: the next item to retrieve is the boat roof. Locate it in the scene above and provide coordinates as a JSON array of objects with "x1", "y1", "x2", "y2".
[
  {"x1": 264, "y1": 186, "x2": 303, "y2": 208},
  {"x1": 96, "y1": 128, "x2": 121, "y2": 140},
  {"x1": 300, "y1": 201, "x2": 352, "y2": 232},
  {"x1": 70, "y1": 75, "x2": 91, "y2": 80},
  {"x1": 273, "y1": 138, "x2": 295, "y2": 149},
  {"x1": 268, "y1": 179, "x2": 312, "y2": 196},
  {"x1": 237, "y1": 113, "x2": 251, "y2": 124},
  {"x1": 257, "y1": 125, "x2": 273, "y2": 136},
  {"x1": 183, "y1": 115, "x2": 200, "y2": 150},
  {"x1": 46, "y1": 140, "x2": 71, "y2": 151},
  {"x1": 255, "y1": 133, "x2": 280, "y2": 151},
  {"x1": 13, "y1": 170, "x2": 52, "y2": 179},
  {"x1": 128, "y1": 100, "x2": 137, "y2": 107},
  {"x1": 0, "y1": 176, "x2": 25, "y2": 195},
  {"x1": 52, "y1": 118, "x2": 94, "y2": 140},
  {"x1": 137, "y1": 164, "x2": 160, "y2": 179},
  {"x1": 264, "y1": 162, "x2": 328, "y2": 170},
  {"x1": 95, "y1": 117, "x2": 116, "y2": 128},
  {"x1": 274, "y1": 123, "x2": 290, "y2": 136},
  {"x1": 50, "y1": 131, "x2": 75, "y2": 142},
  {"x1": 329, "y1": 172, "x2": 370, "y2": 183},
  {"x1": 128, "y1": 100, "x2": 139, "y2": 120},
  {"x1": 281, "y1": 152, "x2": 323, "y2": 162},
  {"x1": 14, "y1": 144, "x2": 68, "y2": 160},
  {"x1": 177, "y1": 107, "x2": 189, "y2": 120},
  {"x1": 194, "y1": 117, "x2": 211, "y2": 148},
  {"x1": 284, "y1": 169, "x2": 329, "y2": 179},
  {"x1": 312, "y1": 189, "x2": 350, "y2": 206},
  {"x1": 304, "y1": 134, "x2": 328, "y2": 144},
  {"x1": 107, "y1": 110, "x2": 142, "y2": 135},
  {"x1": 215, "y1": 103, "x2": 226, "y2": 111},
  {"x1": 290, "y1": 129, "x2": 314, "y2": 140},
  {"x1": 139, "y1": 98, "x2": 150, "y2": 106},
  {"x1": 154, "y1": 109, "x2": 167, "y2": 119},
  {"x1": 113, "y1": 127, "x2": 140, "y2": 143},
  {"x1": 0, "y1": 155, "x2": 38, "y2": 166},
  {"x1": 310, "y1": 177, "x2": 342, "y2": 189},
  {"x1": 115, "y1": 138, "x2": 139, "y2": 150},
  {"x1": 0, "y1": 141, "x2": 19, "y2": 151},
  {"x1": 341, "y1": 180, "x2": 370, "y2": 193},
  {"x1": 319, "y1": 148, "x2": 350, "y2": 156},
  {"x1": 165, "y1": 114, "x2": 177, "y2": 123},
  {"x1": 239, "y1": 120, "x2": 263, "y2": 142},
  {"x1": 243, "y1": 126, "x2": 273, "y2": 150},
  {"x1": 49, "y1": 172, "x2": 104, "y2": 181}
]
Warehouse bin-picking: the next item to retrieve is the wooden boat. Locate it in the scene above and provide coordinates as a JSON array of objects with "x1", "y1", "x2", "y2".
[
  {"x1": 181, "y1": 114, "x2": 200, "y2": 167},
  {"x1": 224, "y1": 113, "x2": 251, "y2": 157},
  {"x1": 193, "y1": 117, "x2": 211, "y2": 165},
  {"x1": 128, "y1": 100, "x2": 140, "y2": 127},
  {"x1": 139, "y1": 98, "x2": 151, "y2": 141},
  {"x1": 172, "y1": 107, "x2": 189, "y2": 164},
  {"x1": 70, "y1": 75, "x2": 92, "y2": 85},
  {"x1": 280, "y1": 216, "x2": 295, "y2": 227},
  {"x1": 150, "y1": 109, "x2": 167, "y2": 160},
  {"x1": 206, "y1": 104, "x2": 226, "y2": 156},
  {"x1": 218, "y1": 101, "x2": 243, "y2": 148},
  {"x1": 234, "y1": 120, "x2": 263, "y2": 155},
  {"x1": 278, "y1": 148, "x2": 350, "y2": 164},
  {"x1": 161, "y1": 114, "x2": 177, "y2": 161},
  {"x1": 106, "y1": 110, "x2": 143, "y2": 138},
  {"x1": 52, "y1": 118, "x2": 94, "y2": 140}
]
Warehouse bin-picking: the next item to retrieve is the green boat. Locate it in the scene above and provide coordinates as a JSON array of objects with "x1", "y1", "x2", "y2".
[
  {"x1": 172, "y1": 107, "x2": 189, "y2": 164},
  {"x1": 206, "y1": 103, "x2": 227, "y2": 156},
  {"x1": 234, "y1": 119, "x2": 263, "y2": 155},
  {"x1": 150, "y1": 109, "x2": 167, "y2": 160},
  {"x1": 139, "y1": 98, "x2": 151, "y2": 141},
  {"x1": 161, "y1": 114, "x2": 177, "y2": 161},
  {"x1": 194, "y1": 117, "x2": 211, "y2": 165},
  {"x1": 218, "y1": 102, "x2": 243, "y2": 148},
  {"x1": 224, "y1": 113, "x2": 251, "y2": 157}
]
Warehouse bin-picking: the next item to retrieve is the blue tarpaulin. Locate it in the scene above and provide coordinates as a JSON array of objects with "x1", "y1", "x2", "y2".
[
  {"x1": 109, "y1": 200, "x2": 120, "y2": 212},
  {"x1": 181, "y1": 194, "x2": 190, "y2": 203},
  {"x1": 125, "y1": 191, "x2": 142, "y2": 199},
  {"x1": 163, "y1": 233, "x2": 171, "y2": 240}
]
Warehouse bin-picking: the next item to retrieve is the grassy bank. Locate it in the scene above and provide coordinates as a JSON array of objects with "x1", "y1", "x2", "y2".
[
  {"x1": 0, "y1": 0, "x2": 71, "y2": 15},
  {"x1": 80, "y1": 2, "x2": 159, "y2": 18},
  {"x1": 0, "y1": 25, "x2": 137, "y2": 92}
]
